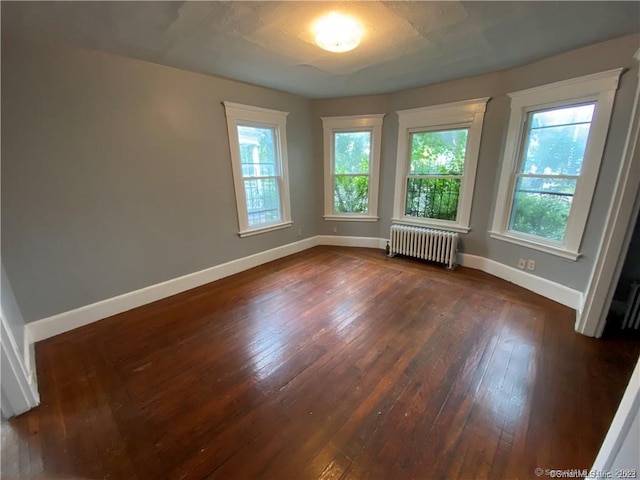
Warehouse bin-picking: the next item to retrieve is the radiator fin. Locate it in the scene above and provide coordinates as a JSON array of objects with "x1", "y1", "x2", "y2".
[
  {"x1": 389, "y1": 225, "x2": 459, "y2": 269},
  {"x1": 622, "y1": 282, "x2": 640, "y2": 330}
]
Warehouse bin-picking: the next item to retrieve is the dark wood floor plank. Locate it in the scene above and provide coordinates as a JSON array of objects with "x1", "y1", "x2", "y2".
[
  {"x1": 447, "y1": 303, "x2": 534, "y2": 480},
  {"x1": 405, "y1": 295, "x2": 511, "y2": 479},
  {"x1": 2, "y1": 246, "x2": 639, "y2": 480},
  {"x1": 1, "y1": 416, "x2": 21, "y2": 478},
  {"x1": 36, "y1": 343, "x2": 76, "y2": 478},
  {"x1": 53, "y1": 341, "x2": 105, "y2": 479},
  {"x1": 150, "y1": 256, "x2": 395, "y2": 471},
  {"x1": 342, "y1": 292, "x2": 506, "y2": 479},
  {"x1": 75, "y1": 341, "x2": 142, "y2": 479},
  {"x1": 170, "y1": 265, "x2": 423, "y2": 478},
  {"x1": 25, "y1": 412, "x2": 44, "y2": 478},
  {"x1": 228, "y1": 278, "x2": 443, "y2": 478}
]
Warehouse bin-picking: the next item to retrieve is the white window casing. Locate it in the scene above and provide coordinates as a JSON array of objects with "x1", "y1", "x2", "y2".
[
  {"x1": 489, "y1": 69, "x2": 624, "y2": 260},
  {"x1": 223, "y1": 102, "x2": 292, "y2": 237},
  {"x1": 392, "y1": 97, "x2": 490, "y2": 233},
  {"x1": 321, "y1": 114, "x2": 385, "y2": 221}
]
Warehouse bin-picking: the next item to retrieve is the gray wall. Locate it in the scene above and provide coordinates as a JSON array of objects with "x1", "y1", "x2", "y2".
[
  {"x1": 1, "y1": 262, "x2": 26, "y2": 359},
  {"x1": 312, "y1": 94, "x2": 391, "y2": 238},
  {"x1": 1, "y1": 39, "x2": 316, "y2": 322},
  {"x1": 2, "y1": 34, "x2": 638, "y2": 325},
  {"x1": 313, "y1": 33, "x2": 640, "y2": 291}
]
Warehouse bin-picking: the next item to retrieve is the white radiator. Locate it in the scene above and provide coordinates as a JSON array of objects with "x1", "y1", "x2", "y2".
[
  {"x1": 622, "y1": 282, "x2": 640, "y2": 330},
  {"x1": 388, "y1": 225, "x2": 459, "y2": 269}
]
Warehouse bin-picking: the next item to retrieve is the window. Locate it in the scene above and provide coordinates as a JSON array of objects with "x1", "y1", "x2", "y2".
[
  {"x1": 510, "y1": 104, "x2": 595, "y2": 241},
  {"x1": 321, "y1": 114, "x2": 385, "y2": 221},
  {"x1": 490, "y1": 69, "x2": 623, "y2": 260},
  {"x1": 405, "y1": 128, "x2": 468, "y2": 221},
  {"x1": 223, "y1": 102, "x2": 292, "y2": 237},
  {"x1": 392, "y1": 98, "x2": 489, "y2": 233}
]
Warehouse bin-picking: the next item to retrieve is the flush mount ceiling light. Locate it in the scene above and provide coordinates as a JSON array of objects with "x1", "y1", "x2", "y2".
[{"x1": 313, "y1": 12, "x2": 363, "y2": 53}]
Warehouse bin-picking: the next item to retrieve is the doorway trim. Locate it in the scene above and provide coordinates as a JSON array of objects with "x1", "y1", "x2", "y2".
[
  {"x1": 576, "y1": 49, "x2": 640, "y2": 337},
  {"x1": 1, "y1": 311, "x2": 39, "y2": 417}
]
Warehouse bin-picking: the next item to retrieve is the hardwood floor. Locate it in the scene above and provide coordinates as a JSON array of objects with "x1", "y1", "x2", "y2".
[{"x1": 2, "y1": 246, "x2": 639, "y2": 479}]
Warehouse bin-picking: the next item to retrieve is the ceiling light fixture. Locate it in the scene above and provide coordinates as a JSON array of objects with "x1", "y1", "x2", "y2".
[{"x1": 313, "y1": 12, "x2": 363, "y2": 53}]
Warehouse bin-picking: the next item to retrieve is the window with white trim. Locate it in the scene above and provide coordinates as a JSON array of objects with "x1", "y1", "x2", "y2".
[
  {"x1": 321, "y1": 114, "x2": 384, "y2": 221},
  {"x1": 490, "y1": 69, "x2": 623, "y2": 260},
  {"x1": 223, "y1": 102, "x2": 292, "y2": 237},
  {"x1": 392, "y1": 98, "x2": 489, "y2": 233}
]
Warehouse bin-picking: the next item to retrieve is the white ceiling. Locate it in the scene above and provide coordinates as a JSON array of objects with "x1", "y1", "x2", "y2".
[{"x1": 2, "y1": 1, "x2": 639, "y2": 98}]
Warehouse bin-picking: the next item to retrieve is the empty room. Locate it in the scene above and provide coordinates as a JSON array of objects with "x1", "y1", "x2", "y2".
[{"x1": 2, "y1": 1, "x2": 640, "y2": 479}]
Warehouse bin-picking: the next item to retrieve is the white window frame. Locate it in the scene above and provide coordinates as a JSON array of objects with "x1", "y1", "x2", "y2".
[
  {"x1": 321, "y1": 114, "x2": 385, "y2": 221},
  {"x1": 490, "y1": 69, "x2": 623, "y2": 260},
  {"x1": 223, "y1": 102, "x2": 292, "y2": 237},
  {"x1": 392, "y1": 98, "x2": 489, "y2": 233}
]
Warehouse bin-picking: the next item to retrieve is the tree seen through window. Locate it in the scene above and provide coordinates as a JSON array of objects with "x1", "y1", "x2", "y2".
[
  {"x1": 405, "y1": 129, "x2": 468, "y2": 221},
  {"x1": 509, "y1": 103, "x2": 595, "y2": 241},
  {"x1": 333, "y1": 131, "x2": 371, "y2": 214}
]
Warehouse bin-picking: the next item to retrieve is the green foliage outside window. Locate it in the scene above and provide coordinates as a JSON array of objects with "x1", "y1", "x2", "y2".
[
  {"x1": 334, "y1": 175, "x2": 369, "y2": 213},
  {"x1": 405, "y1": 129, "x2": 467, "y2": 221},
  {"x1": 406, "y1": 178, "x2": 461, "y2": 220},
  {"x1": 509, "y1": 104, "x2": 594, "y2": 241},
  {"x1": 334, "y1": 131, "x2": 371, "y2": 214},
  {"x1": 510, "y1": 193, "x2": 572, "y2": 241}
]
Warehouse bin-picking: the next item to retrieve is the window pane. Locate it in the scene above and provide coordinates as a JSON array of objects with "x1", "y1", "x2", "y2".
[
  {"x1": 509, "y1": 177, "x2": 576, "y2": 241},
  {"x1": 237, "y1": 126, "x2": 277, "y2": 177},
  {"x1": 521, "y1": 104, "x2": 595, "y2": 176},
  {"x1": 513, "y1": 176, "x2": 577, "y2": 195},
  {"x1": 410, "y1": 129, "x2": 468, "y2": 175},
  {"x1": 334, "y1": 131, "x2": 371, "y2": 174},
  {"x1": 530, "y1": 104, "x2": 595, "y2": 128},
  {"x1": 334, "y1": 175, "x2": 369, "y2": 213},
  {"x1": 244, "y1": 178, "x2": 281, "y2": 226},
  {"x1": 405, "y1": 178, "x2": 460, "y2": 221}
]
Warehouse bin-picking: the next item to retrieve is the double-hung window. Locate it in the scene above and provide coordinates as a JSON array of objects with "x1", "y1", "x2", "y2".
[
  {"x1": 223, "y1": 102, "x2": 292, "y2": 237},
  {"x1": 321, "y1": 114, "x2": 385, "y2": 221},
  {"x1": 392, "y1": 98, "x2": 489, "y2": 233},
  {"x1": 490, "y1": 69, "x2": 623, "y2": 259}
]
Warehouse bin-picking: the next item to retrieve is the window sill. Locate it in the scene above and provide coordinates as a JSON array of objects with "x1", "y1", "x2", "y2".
[
  {"x1": 239, "y1": 221, "x2": 293, "y2": 238},
  {"x1": 391, "y1": 218, "x2": 470, "y2": 234},
  {"x1": 489, "y1": 231, "x2": 580, "y2": 261},
  {"x1": 324, "y1": 215, "x2": 379, "y2": 222}
]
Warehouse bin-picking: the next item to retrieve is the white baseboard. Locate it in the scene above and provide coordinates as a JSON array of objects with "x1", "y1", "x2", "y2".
[
  {"x1": 27, "y1": 236, "x2": 318, "y2": 343},
  {"x1": 25, "y1": 236, "x2": 581, "y2": 345},
  {"x1": 458, "y1": 253, "x2": 583, "y2": 310},
  {"x1": 316, "y1": 235, "x2": 388, "y2": 250}
]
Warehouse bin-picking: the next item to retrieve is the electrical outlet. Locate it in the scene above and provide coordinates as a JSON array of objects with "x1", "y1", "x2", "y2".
[
  {"x1": 297, "y1": 228, "x2": 302, "y2": 237},
  {"x1": 333, "y1": 226, "x2": 338, "y2": 233},
  {"x1": 527, "y1": 259, "x2": 536, "y2": 271},
  {"x1": 518, "y1": 259, "x2": 526, "y2": 269}
]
